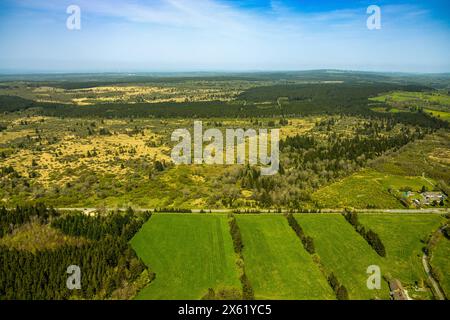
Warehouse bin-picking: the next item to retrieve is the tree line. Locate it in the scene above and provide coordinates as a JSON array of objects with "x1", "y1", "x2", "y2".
[
  {"x1": 228, "y1": 215, "x2": 254, "y2": 300},
  {"x1": 343, "y1": 211, "x2": 386, "y2": 257},
  {"x1": 51, "y1": 208, "x2": 151, "y2": 242},
  {"x1": 285, "y1": 213, "x2": 349, "y2": 300},
  {"x1": 286, "y1": 214, "x2": 315, "y2": 254}
]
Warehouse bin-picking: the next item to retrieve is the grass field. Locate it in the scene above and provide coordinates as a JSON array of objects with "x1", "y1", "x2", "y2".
[
  {"x1": 370, "y1": 107, "x2": 403, "y2": 113},
  {"x1": 430, "y1": 233, "x2": 450, "y2": 298},
  {"x1": 370, "y1": 91, "x2": 450, "y2": 123},
  {"x1": 312, "y1": 169, "x2": 435, "y2": 209},
  {"x1": 370, "y1": 91, "x2": 450, "y2": 107},
  {"x1": 425, "y1": 109, "x2": 450, "y2": 122},
  {"x1": 359, "y1": 214, "x2": 444, "y2": 299},
  {"x1": 236, "y1": 215, "x2": 335, "y2": 300},
  {"x1": 130, "y1": 213, "x2": 446, "y2": 300},
  {"x1": 295, "y1": 214, "x2": 390, "y2": 300},
  {"x1": 312, "y1": 170, "x2": 401, "y2": 209},
  {"x1": 130, "y1": 214, "x2": 241, "y2": 300}
]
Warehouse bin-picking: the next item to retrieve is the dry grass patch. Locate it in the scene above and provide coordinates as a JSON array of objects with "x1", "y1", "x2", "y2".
[
  {"x1": 280, "y1": 118, "x2": 318, "y2": 139},
  {"x1": 0, "y1": 221, "x2": 87, "y2": 253},
  {"x1": 0, "y1": 129, "x2": 34, "y2": 143},
  {"x1": 428, "y1": 148, "x2": 450, "y2": 165}
]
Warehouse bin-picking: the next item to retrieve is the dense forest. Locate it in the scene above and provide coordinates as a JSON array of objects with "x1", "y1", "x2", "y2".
[
  {"x1": 0, "y1": 205, "x2": 152, "y2": 300},
  {"x1": 0, "y1": 203, "x2": 57, "y2": 237}
]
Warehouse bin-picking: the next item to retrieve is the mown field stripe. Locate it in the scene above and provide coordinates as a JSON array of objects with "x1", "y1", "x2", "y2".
[
  {"x1": 359, "y1": 213, "x2": 444, "y2": 299},
  {"x1": 130, "y1": 214, "x2": 241, "y2": 300},
  {"x1": 236, "y1": 215, "x2": 335, "y2": 300},
  {"x1": 295, "y1": 214, "x2": 390, "y2": 300}
]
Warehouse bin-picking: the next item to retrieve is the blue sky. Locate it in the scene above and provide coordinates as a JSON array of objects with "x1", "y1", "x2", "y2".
[{"x1": 0, "y1": 0, "x2": 449, "y2": 73}]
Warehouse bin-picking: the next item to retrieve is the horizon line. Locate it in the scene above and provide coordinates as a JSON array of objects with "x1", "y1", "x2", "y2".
[{"x1": 1, "y1": 68, "x2": 450, "y2": 77}]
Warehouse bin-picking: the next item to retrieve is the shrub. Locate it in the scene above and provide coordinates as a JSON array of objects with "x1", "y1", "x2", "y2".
[{"x1": 336, "y1": 285, "x2": 349, "y2": 300}]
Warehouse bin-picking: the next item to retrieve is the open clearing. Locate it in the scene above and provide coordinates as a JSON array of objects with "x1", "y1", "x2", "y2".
[
  {"x1": 0, "y1": 222, "x2": 85, "y2": 253},
  {"x1": 312, "y1": 169, "x2": 423, "y2": 209},
  {"x1": 236, "y1": 215, "x2": 335, "y2": 300},
  {"x1": 295, "y1": 214, "x2": 390, "y2": 300},
  {"x1": 370, "y1": 91, "x2": 450, "y2": 107},
  {"x1": 130, "y1": 214, "x2": 241, "y2": 300},
  {"x1": 425, "y1": 109, "x2": 450, "y2": 122}
]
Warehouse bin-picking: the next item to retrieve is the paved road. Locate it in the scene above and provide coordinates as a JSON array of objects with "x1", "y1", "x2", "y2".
[{"x1": 55, "y1": 207, "x2": 450, "y2": 214}]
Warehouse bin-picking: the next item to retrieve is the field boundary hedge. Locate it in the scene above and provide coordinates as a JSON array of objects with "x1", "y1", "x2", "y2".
[
  {"x1": 286, "y1": 213, "x2": 349, "y2": 300},
  {"x1": 228, "y1": 214, "x2": 254, "y2": 300},
  {"x1": 343, "y1": 211, "x2": 386, "y2": 257}
]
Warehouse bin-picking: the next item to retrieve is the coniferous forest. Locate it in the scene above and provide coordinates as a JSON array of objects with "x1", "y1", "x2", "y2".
[{"x1": 0, "y1": 205, "x2": 152, "y2": 300}]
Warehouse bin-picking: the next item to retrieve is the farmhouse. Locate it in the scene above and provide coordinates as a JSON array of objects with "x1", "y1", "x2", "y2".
[
  {"x1": 388, "y1": 279, "x2": 408, "y2": 300},
  {"x1": 421, "y1": 192, "x2": 446, "y2": 205}
]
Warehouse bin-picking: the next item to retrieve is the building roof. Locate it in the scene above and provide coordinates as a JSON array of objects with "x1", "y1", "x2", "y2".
[
  {"x1": 388, "y1": 279, "x2": 408, "y2": 300},
  {"x1": 422, "y1": 192, "x2": 444, "y2": 197},
  {"x1": 388, "y1": 279, "x2": 403, "y2": 291}
]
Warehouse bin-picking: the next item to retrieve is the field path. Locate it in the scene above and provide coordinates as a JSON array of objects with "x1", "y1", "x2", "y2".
[
  {"x1": 422, "y1": 254, "x2": 445, "y2": 300},
  {"x1": 421, "y1": 172, "x2": 435, "y2": 187}
]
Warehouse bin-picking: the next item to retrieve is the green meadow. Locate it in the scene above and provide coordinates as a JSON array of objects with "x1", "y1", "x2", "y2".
[
  {"x1": 425, "y1": 109, "x2": 450, "y2": 122},
  {"x1": 295, "y1": 214, "x2": 390, "y2": 300},
  {"x1": 129, "y1": 213, "x2": 447, "y2": 300},
  {"x1": 370, "y1": 91, "x2": 450, "y2": 106},
  {"x1": 130, "y1": 214, "x2": 241, "y2": 300},
  {"x1": 359, "y1": 214, "x2": 444, "y2": 299},
  {"x1": 370, "y1": 90, "x2": 450, "y2": 124},
  {"x1": 236, "y1": 215, "x2": 335, "y2": 300}
]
